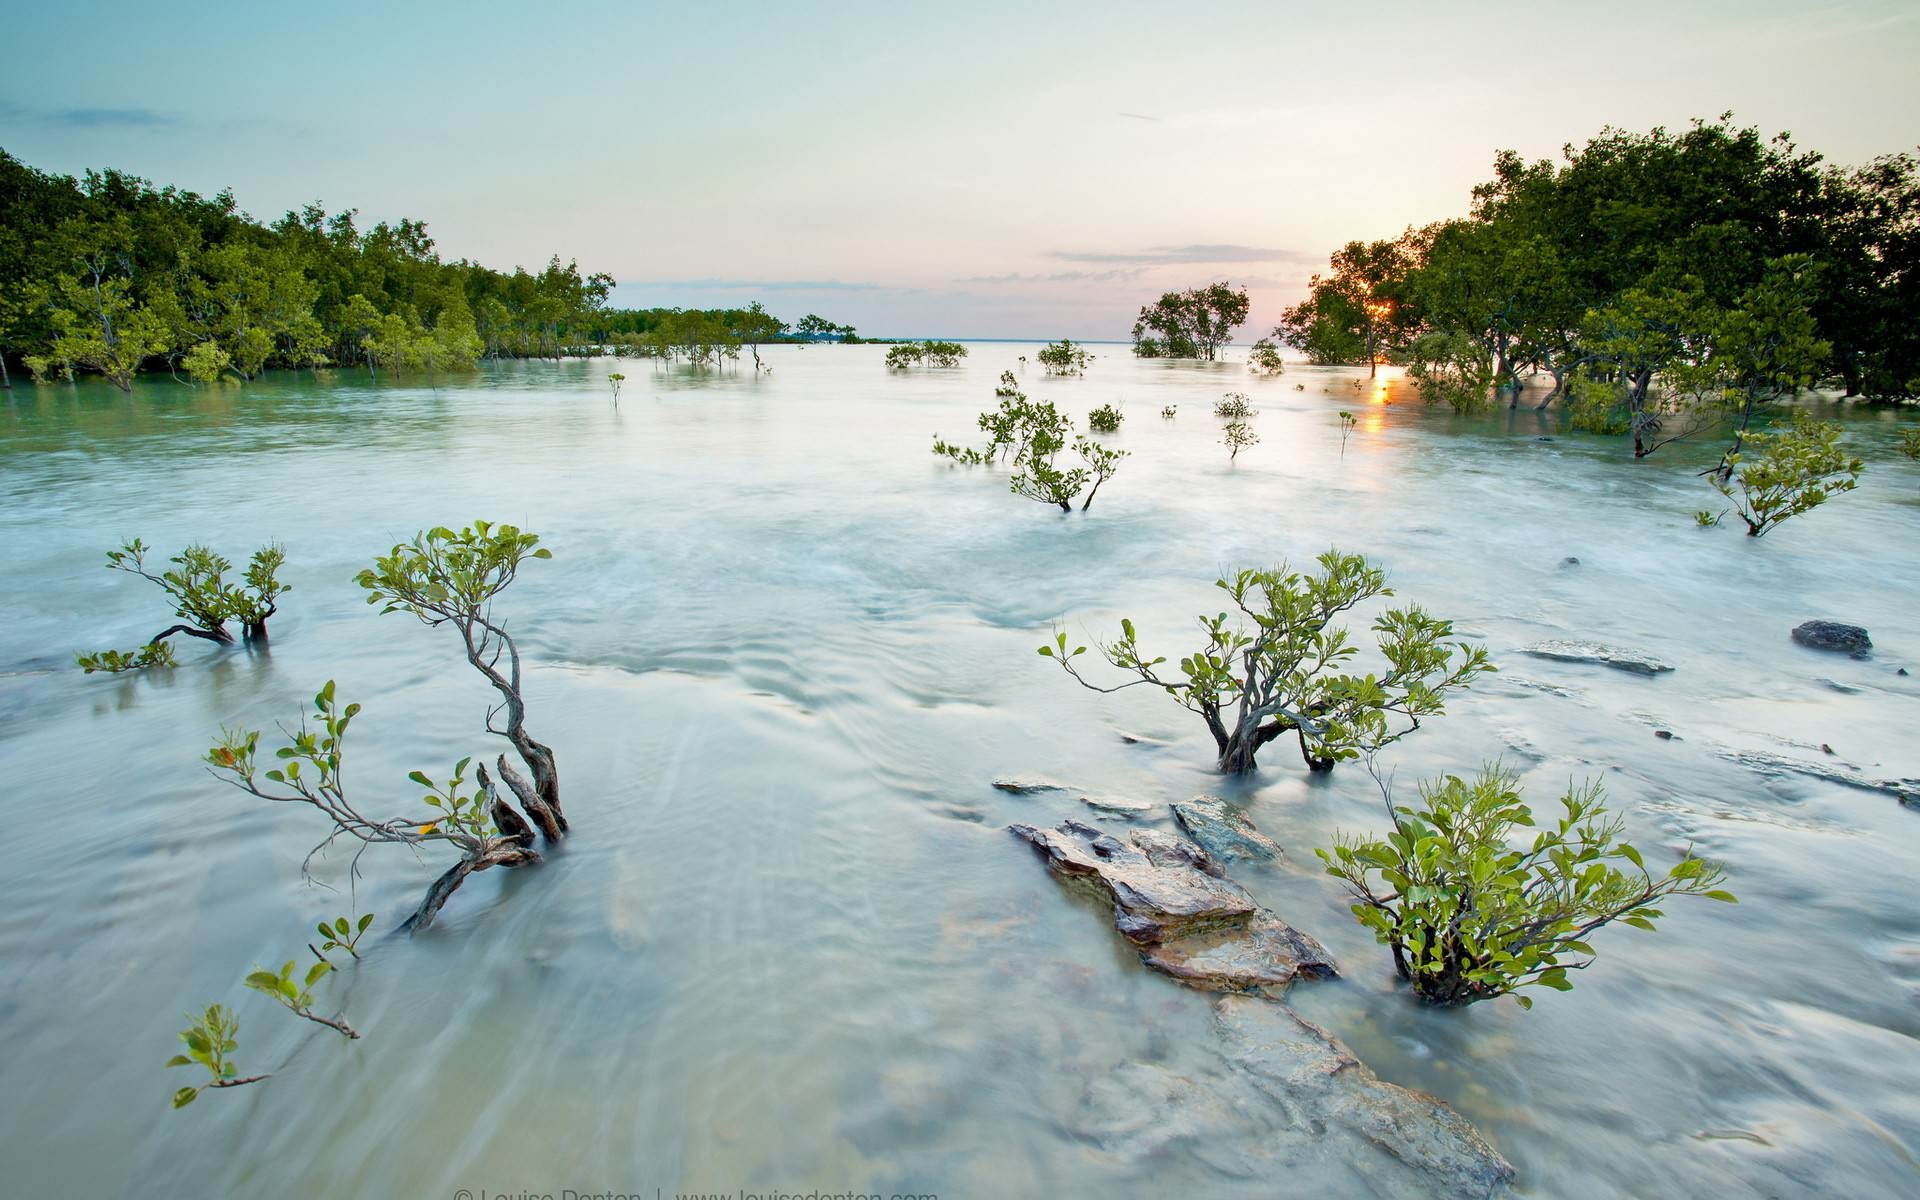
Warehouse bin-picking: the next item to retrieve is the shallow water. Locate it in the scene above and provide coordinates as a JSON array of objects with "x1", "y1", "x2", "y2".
[{"x1": 2, "y1": 347, "x2": 1917, "y2": 1199}]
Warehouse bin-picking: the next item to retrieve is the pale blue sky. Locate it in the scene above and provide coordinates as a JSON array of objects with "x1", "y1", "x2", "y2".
[{"x1": 4, "y1": 0, "x2": 1918, "y2": 338}]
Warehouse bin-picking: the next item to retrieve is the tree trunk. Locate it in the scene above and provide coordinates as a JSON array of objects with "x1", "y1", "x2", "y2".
[
  {"x1": 150, "y1": 623, "x2": 234, "y2": 646},
  {"x1": 1213, "y1": 720, "x2": 1289, "y2": 774},
  {"x1": 402, "y1": 842, "x2": 541, "y2": 932}
]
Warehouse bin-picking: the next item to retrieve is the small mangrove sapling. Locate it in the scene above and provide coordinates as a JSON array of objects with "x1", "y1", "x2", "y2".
[
  {"x1": 1317, "y1": 764, "x2": 1735, "y2": 1009},
  {"x1": 1040, "y1": 551, "x2": 1492, "y2": 774},
  {"x1": 1223, "y1": 420, "x2": 1258, "y2": 462},
  {"x1": 357, "y1": 521, "x2": 564, "y2": 840},
  {"x1": 208, "y1": 682, "x2": 542, "y2": 930},
  {"x1": 83, "y1": 539, "x2": 290, "y2": 668}
]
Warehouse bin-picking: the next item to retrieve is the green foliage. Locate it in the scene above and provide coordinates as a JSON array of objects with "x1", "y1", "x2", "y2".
[
  {"x1": 317, "y1": 911, "x2": 376, "y2": 961},
  {"x1": 1317, "y1": 765, "x2": 1735, "y2": 1009},
  {"x1": 1132, "y1": 283, "x2": 1249, "y2": 360},
  {"x1": 935, "y1": 374, "x2": 1124, "y2": 512},
  {"x1": 76, "y1": 641, "x2": 177, "y2": 673},
  {"x1": 1565, "y1": 377, "x2": 1632, "y2": 435},
  {"x1": 1712, "y1": 413, "x2": 1864, "y2": 536},
  {"x1": 1248, "y1": 337, "x2": 1285, "y2": 375},
  {"x1": 181, "y1": 339, "x2": 232, "y2": 385},
  {"x1": 1043, "y1": 551, "x2": 1494, "y2": 773},
  {"x1": 97, "y1": 537, "x2": 289, "y2": 649},
  {"x1": 1338, "y1": 411, "x2": 1357, "y2": 457},
  {"x1": 1694, "y1": 509, "x2": 1725, "y2": 527},
  {"x1": 0, "y1": 150, "x2": 612, "y2": 383},
  {"x1": 1213, "y1": 392, "x2": 1253, "y2": 419},
  {"x1": 1087, "y1": 403, "x2": 1123, "y2": 433},
  {"x1": 244, "y1": 959, "x2": 335, "y2": 1021},
  {"x1": 166, "y1": 1004, "x2": 248, "y2": 1109},
  {"x1": 885, "y1": 340, "x2": 968, "y2": 369},
  {"x1": 1403, "y1": 330, "x2": 1495, "y2": 413},
  {"x1": 356, "y1": 520, "x2": 550, "y2": 623},
  {"x1": 1278, "y1": 238, "x2": 1415, "y2": 370},
  {"x1": 1222, "y1": 420, "x2": 1258, "y2": 462},
  {"x1": 1037, "y1": 339, "x2": 1094, "y2": 375},
  {"x1": 1160, "y1": 405, "x2": 1177, "y2": 419},
  {"x1": 1897, "y1": 428, "x2": 1920, "y2": 461}
]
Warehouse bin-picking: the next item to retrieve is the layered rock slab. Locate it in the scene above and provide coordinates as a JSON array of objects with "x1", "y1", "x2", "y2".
[{"x1": 1008, "y1": 819, "x2": 1333, "y2": 996}]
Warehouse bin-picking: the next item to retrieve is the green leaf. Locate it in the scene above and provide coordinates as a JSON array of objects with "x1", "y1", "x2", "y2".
[
  {"x1": 165, "y1": 1054, "x2": 192, "y2": 1069},
  {"x1": 172, "y1": 1087, "x2": 199, "y2": 1109},
  {"x1": 1037, "y1": 645, "x2": 1053, "y2": 657},
  {"x1": 1704, "y1": 890, "x2": 1738, "y2": 903}
]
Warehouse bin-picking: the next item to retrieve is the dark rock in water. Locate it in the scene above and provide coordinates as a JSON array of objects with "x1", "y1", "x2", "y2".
[
  {"x1": 1008, "y1": 820, "x2": 1335, "y2": 996},
  {"x1": 1172, "y1": 794, "x2": 1282, "y2": 861},
  {"x1": 993, "y1": 775, "x2": 1072, "y2": 795},
  {"x1": 1072, "y1": 1001, "x2": 1515, "y2": 1196},
  {"x1": 1792, "y1": 621, "x2": 1871, "y2": 656},
  {"x1": 1654, "y1": 729, "x2": 1674, "y2": 740},
  {"x1": 1560, "y1": 556, "x2": 1580, "y2": 567},
  {"x1": 1523, "y1": 640, "x2": 1674, "y2": 675},
  {"x1": 1900, "y1": 668, "x2": 1911, "y2": 677}
]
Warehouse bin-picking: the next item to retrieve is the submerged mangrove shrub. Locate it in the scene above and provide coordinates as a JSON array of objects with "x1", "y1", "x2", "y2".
[
  {"x1": 1318, "y1": 765, "x2": 1735, "y2": 1009},
  {"x1": 1038, "y1": 339, "x2": 1095, "y2": 375},
  {"x1": 1040, "y1": 551, "x2": 1492, "y2": 773},
  {"x1": 81, "y1": 539, "x2": 290, "y2": 670},
  {"x1": 886, "y1": 340, "x2": 968, "y2": 369},
  {"x1": 166, "y1": 1005, "x2": 261, "y2": 1108},
  {"x1": 934, "y1": 373, "x2": 1126, "y2": 512},
  {"x1": 1088, "y1": 403, "x2": 1123, "y2": 433},
  {"x1": 1404, "y1": 331, "x2": 1495, "y2": 414},
  {"x1": 1248, "y1": 337, "x2": 1285, "y2": 375},
  {"x1": 1223, "y1": 419, "x2": 1259, "y2": 462},
  {"x1": 1214, "y1": 392, "x2": 1254, "y2": 419},
  {"x1": 1711, "y1": 412, "x2": 1863, "y2": 536}
]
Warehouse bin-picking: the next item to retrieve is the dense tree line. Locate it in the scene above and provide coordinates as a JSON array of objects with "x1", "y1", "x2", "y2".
[
  {"x1": 1271, "y1": 117, "x2": 1920, "y2": 449},
  {"x1": 0, "y1": 148, "x2": 616, "y2": 388}
]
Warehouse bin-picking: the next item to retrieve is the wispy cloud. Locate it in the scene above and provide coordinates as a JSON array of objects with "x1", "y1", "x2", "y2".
[
  {"x1": 622, "y1": 278, "x2": 889, "y2": 292},
  {"x1": 1051, "y1": 244, "x2": 1318, "y2": 266},
  {"x1": 957, "y1": 267, "x2": 1150, "y2": 285},
  {"x1": 1117, "y1": 111, "x2": 1160, "y2": 122},
  {"x1": 0, "y1": 102, "x2": 177, "y2": 128}
]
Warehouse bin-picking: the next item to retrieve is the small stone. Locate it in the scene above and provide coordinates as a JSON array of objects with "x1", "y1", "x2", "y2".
[
  {"x1": 1899, "y1": 668, "x2": 1910, "y2": 677},
  {"x1": 1654, "y1": 730, "x2": 1674, "y2": 740},
  {"x1": 1560, "y1": 556, "x2": 1580, "y2": 566},
  {"x1": 1791, "y1": 621, "x2": 1871, "y2": 656}
]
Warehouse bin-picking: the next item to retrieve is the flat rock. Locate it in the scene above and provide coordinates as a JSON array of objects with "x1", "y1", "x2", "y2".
[
  {"x1": 1718, "y1": 749, "x2": 1920, "y2": 808},
  {"x1": 1080, "y1": 793, "x2": 1154, "y2": 817},
  {"x1": 1791, "y1": 620, "x2": 1871, "y2": 656},
  {"x1": 1009, "y1": 820, "x2": 1337, "y2": 995},
  {"x1": 993, "y1": 774, "x2": 1073, "y2": 795},
  {"x1": 1522, "y1": 639, "x2": 1674, "y2": 675},
  {"x1": 1213, "y1": 997, "x2": 1516, "y2": 1197},
  {"x1": 1009, "y1": 820, "x2": 1253, "y2": 944},
  {"x1": 1143, "y1": 912, "x2": 1335, "y2": 997},
  {"x1": 1072, "y1": 1004, "x2": 1514, "y2": 1197},
  {"x1": 1172, "y1": 794, "x2": 1283, "y2": 861}
]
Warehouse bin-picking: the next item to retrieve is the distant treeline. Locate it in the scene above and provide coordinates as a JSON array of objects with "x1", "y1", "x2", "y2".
[
  {"x1": 1272, "y1": 117, "x2": 1920, "y2": 411},
  {"x1": 0, "y1": 149, "x2": 866, "y2": 389}
]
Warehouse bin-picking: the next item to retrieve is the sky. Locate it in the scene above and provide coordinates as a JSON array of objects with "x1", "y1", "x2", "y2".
[{"x1": 4, "y1": 0, "x2": 1919, "y2": 339}]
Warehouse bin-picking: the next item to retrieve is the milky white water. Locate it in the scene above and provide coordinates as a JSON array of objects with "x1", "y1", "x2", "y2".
[{"x1": 1, "y1": 345, "x2": 1917, "y2": 1198}]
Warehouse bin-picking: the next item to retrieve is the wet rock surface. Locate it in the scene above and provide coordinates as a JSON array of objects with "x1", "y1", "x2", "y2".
[
  {"x1": 1071, "y1": 997, "x2": 1515, "y2": 1197},
  {"x1": 992, "y1": 775, "x2": 1074, "y2": 795},
  {"x1": 1172, "y1": 794, "x2": 1283, "y2": 861},
  {"x1": 1791, "y1": 620, "x2": 1871, "y2": 656},
  {"x1": 1008, "y1": 819, "x2": 1333, "y2": 994},
  {"x1": 1721, "y1": 749, "x2": 1920, "y2": 809},
  {"x1": 1522, "y1": 639, "x2": 1674, "y2": 675},
  {"x1": 1080, "y1": 793, "x2": 1155, "y2": 818}
]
